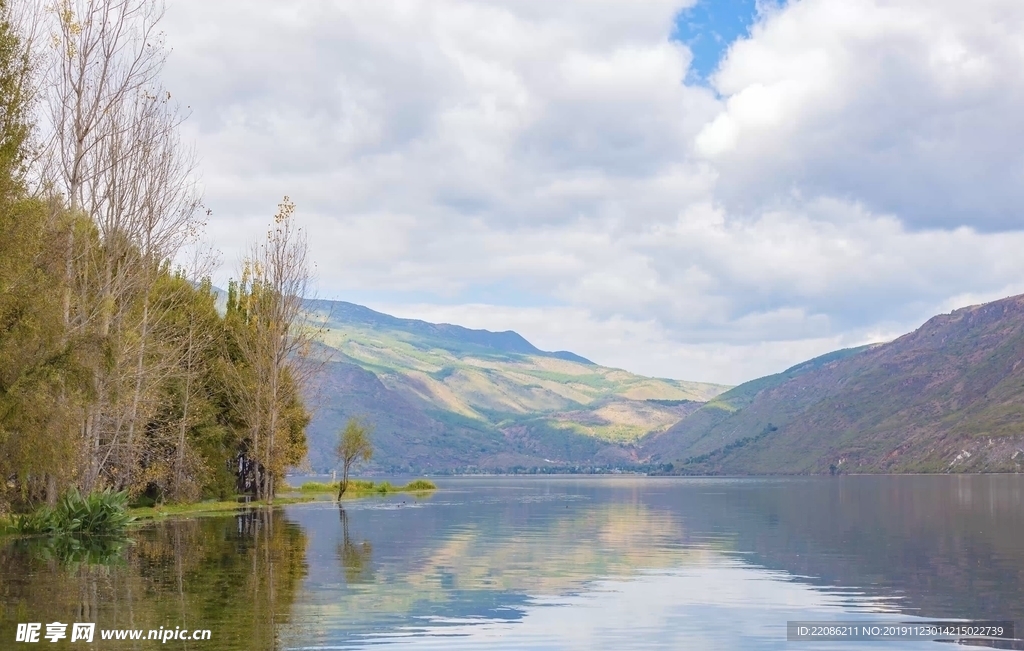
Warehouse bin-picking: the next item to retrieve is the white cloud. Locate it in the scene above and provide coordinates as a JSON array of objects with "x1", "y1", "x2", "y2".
[
  {"x1": 701, "y1": 0, "x2": 1024, "y2": 230},
  {"x1": 163, "y1": 0, "x2": 1024, "y2": 385}
]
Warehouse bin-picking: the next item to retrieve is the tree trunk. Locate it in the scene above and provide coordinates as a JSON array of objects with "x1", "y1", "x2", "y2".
[
  {"x1": 174, "y1": 327, "x2": 193, "y2": 500},
  {"x1": 125, "y1": 292, "x2": 150, "y2": 491}
]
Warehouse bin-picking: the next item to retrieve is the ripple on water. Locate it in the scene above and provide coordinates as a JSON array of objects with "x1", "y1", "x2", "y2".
[{"x1": 4, "y1": 476, "x2": 1024, "y2": 651}]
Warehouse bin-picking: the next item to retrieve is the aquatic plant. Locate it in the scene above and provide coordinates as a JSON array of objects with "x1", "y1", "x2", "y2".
[
  {"x1": 297, "y1": 481, "x2": 336, "y2": 492},
  {"x1": 295, "y1": 479, "x2": 434, "y2": 495},
  {"x1": 16, "y1": 488, "x2": 135, "y2": 537}
]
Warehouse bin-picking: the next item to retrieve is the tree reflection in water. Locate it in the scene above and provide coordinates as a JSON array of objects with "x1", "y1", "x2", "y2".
[
  {"x1": 338, "y1": 505, "x2": 374, "y2": 584},
  {"x1": 0, "y1": 508, "x2": 308, "y2": 651}
]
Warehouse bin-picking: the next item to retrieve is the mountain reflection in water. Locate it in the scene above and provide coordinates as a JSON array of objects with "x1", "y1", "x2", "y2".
[{"x1": 2, "y1": 476, "x2": 1022, "y2": 650}]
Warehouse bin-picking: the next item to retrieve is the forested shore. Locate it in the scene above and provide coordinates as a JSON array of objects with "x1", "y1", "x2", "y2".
[{"x1": 0, "y1": 0, "x2": 317, "y2": 517}]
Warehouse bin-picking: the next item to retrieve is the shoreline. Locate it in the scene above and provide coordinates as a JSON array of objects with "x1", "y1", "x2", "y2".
[
  {"x1": 7, "y1": 472, "x2": 1020, "y2": 536},
  {"x1": 128, "y1": 495, "x2": 318, "y2": 521},
  {"x1": 0, "y1": 479, "x2": 438, "y2": 536},
  {"x1": 128, "y1": 479, "x2": 439, "y2": 521}
]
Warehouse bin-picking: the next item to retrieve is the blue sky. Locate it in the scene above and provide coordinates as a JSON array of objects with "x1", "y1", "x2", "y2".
[{"x1": 672, "y1": 0, "x2": 761, "y2": 81}]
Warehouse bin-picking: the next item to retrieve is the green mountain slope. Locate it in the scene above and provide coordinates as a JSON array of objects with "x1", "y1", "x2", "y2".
[
  {"x1": 302, "y1": 300, "x2": 729, "y2": 472},
  {"x1": 641, "y1": 345, "x2": 874, "y2": 462},
  {"x1": 643, "y1": 294, "x2": 1024, "y2": 474}
]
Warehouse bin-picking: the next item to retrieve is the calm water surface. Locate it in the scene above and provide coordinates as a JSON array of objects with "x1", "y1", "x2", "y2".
[{"x1": 2, "y1": 475, "x2": 1023, "y2": 650}]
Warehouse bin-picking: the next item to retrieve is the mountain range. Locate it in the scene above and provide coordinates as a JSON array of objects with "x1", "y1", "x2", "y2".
[
  {"x1": 301, "y1": 293, "x2": 1024, "y2": 474},
  {"x1": 644, "y1": 294, "x2": 1024, "y2": 474},
  {"x1": 300, "y1": 300, "x2": 728, "y2": 472}
]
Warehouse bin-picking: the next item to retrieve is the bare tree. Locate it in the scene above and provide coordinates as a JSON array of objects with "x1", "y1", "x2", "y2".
[
  {"x1": 100, "y1": 83, "x2": 202, "y2": 492},
  {"x1": 41, "y1": 0, "x2": 202, "y2": 493},
  {"x1": 46, "y1": 0, "x2": 166, "y2": 214}
]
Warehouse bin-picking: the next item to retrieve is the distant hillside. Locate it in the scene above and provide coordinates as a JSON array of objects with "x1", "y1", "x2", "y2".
[
  {"x1": 641, "y1": 346, "x2": 874, "y2": 462},
  {"x1": 643, "y1": 294, "x2": 1024, "y2": 474},
  {"x1": 301, "y1": 300, "x2": 729, "y2": 472},
  {"x1": 303, "y1": 300, "x2": 593, "y2": 364}
]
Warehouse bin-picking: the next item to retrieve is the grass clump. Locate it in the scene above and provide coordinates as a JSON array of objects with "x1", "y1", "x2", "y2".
[
  {"x1": 297, "y1": 481, "x2": 335, "y2": 492},
  {"x1": 129, "y1": 496, "x2": 315, "y2": 520},
  {"x1": 16, "y1": 488, "x2": 134, "y2": 537},
  {"x1": 293, "y1": 478, "x2": 436, "y2": 496}
]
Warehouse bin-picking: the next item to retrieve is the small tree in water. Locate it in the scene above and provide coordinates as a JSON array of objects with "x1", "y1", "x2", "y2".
[{"x1": 336, "y1": 418, "x2": 372, "y2": 499}]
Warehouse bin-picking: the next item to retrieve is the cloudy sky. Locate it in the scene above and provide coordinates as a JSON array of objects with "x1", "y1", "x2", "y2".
[{"x1": 161, "y1": 0, "x2": 1024, "y2": 385}]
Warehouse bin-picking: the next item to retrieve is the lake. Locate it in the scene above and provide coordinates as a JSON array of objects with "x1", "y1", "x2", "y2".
[{"x1": 2, "y1": 475, "x2": 1023, "y2": 649}]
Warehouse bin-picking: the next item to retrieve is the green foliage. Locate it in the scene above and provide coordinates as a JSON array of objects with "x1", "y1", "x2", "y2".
[
  {"x1": 0, "y1": 7, "x2": 85, "y2": 509},
  {"x1": 297, "y1": 481, "x2": 335, "y2": 492},
  {"x1": 339, "y1": 419, "x2": 374, "y2": 461},
  {"x1": 296, "y1": 479, "x2": 434, "y2": 495},
  {"x1": 224, "y1": 274, "x2": 311, "y2": 500},
  {"x1": 336, "y1": 418, "x2": 373, "y2": 497},
  {"x1": 0, "y1": 0, "x2": 315, "y2": 515},
  {"x1": 16, "y1": 488, "x2": 135, "y2": 537},
  {"x1": 0, "y1": 0, "x2": 31, "y2": 197},
  {"x1": 681, "y1": 424, "x2": 778, "y2": 467},
  {"x1": 128, "y1": 496, "x2": 314, "y2": 520},
  {"x1": 0, "y1": 202, "x2": 86, "y2": 510}
]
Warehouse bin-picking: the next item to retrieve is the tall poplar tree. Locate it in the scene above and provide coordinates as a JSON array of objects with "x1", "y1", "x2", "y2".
[
  {"x1": 226, "y1": 198, "x2": 313, "y2": 501},
  {"x1": 0, "y1": 0, "x2": 81, "y2": 510}
]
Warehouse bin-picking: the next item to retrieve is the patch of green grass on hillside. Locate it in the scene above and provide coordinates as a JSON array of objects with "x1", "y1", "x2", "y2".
[
  {"x1": 589, "y1": 423, "x2": 649, "y2": 443},
  {"x1": 704, "y1": 376, "x2": 781, "y2": 412},
  {"x1": 523, "y1": 370, "x2": 614, "y2": 388},
  {"x1": 645, "y1": 399, "x2": 701, "y2": 407},
  {"x1": 343, "y1": 340, "x2": 440, "y2": 372},
  {"x1": 375, "y1": 329, "x2": 528, "y2": 362},
  {"x1": 540, "y1": 418, "x2": 649, "y2": 443},
  {"x1": 544, "y1": 419, "x2": 589, "y2": 435},
  {"x1": 695, "y1": 345, "x2": 876, "y2": 416}
]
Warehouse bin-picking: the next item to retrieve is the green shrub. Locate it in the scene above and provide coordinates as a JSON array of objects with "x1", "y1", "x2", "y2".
[
  {"x1": 130, "y1": 495, "x2": 157, "y2": 508},
  {"x1": 298, "y1": 481, "x2": 337, "y2": 492},
  {"x1": 297, "y1": 478, "x2": 435, "y2": 496},
  {"x1": 16, "y1": 488, "x2": 134, "y2": 537}
]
